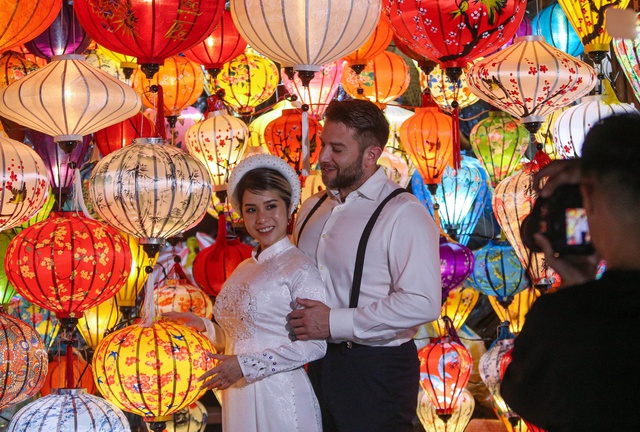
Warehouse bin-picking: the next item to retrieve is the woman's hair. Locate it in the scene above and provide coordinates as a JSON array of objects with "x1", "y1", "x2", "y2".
[{"x1": 233, "y1": 167, "x2": 292, "y2": 215}]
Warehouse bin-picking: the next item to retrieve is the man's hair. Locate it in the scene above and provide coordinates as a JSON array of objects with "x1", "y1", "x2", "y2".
[
  {"x1": 233, "y1": 168, "x2": 292, "y2": 215},
  {"x1": 324, "y1": 99, "x2": 389, "y2": 151},
  {"x1": 581, "y1": 113, "x2": 640, "y2": 201}
]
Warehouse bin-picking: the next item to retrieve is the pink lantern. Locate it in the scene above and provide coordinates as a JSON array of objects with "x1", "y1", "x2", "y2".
[{"x1": 281, "y1": 61, "x2": 344, "y2": 120}]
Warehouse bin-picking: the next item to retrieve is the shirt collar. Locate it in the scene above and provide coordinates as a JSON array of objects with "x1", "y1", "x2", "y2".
[
  {"x1": 252, "y1": 236, "x2": 293, "y2": 263},
  {"x1": 328, "y1": 166, "x2": 388, "y2": 202}
]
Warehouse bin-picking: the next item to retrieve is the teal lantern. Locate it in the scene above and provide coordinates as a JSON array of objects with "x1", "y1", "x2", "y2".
[
  {"x1": 532, "y1": 1, "x2": 583, "y2": 57},
  {"x1": 411, "y1": 154, "x2": 492, "y2": 246},
  {"x1": 7, "y1": 296, "x2": 60, "y2": 351},
  {"x1": 469, "y1": 240, "x2": 529, "y2": 307}
]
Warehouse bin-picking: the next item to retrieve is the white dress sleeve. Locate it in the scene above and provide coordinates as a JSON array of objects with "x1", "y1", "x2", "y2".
[{"x1": 201, "y1": 318, "x2": 226, "y2": 352}]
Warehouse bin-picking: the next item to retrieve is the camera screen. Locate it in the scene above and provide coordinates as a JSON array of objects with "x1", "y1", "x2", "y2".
[{"x1": 565, "y1": 208, "x2": 590, "y2": 246}]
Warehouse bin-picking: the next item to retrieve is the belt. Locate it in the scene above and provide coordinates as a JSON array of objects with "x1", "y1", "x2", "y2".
[{"x1": 327, "y1": 341, "x2": 371, "y2": 354}]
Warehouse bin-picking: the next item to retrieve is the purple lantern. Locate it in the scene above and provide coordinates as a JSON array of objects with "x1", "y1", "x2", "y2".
[
  {"x1": 24, "y1": 0, "x2": 92, "y2": 61},
  {"x1": 502, "y1": 14, "x2": 532, "y2": 49},
  {"x1": 27, "y1": 129, "x2": 91, "y2": 200},
  {"x1": 439, "y1": 236, "x2": 475, "y2": 300}
]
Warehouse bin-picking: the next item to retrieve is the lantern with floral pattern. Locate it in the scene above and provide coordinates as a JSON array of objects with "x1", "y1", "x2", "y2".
[
  {"x1": 488, "y1": 287, "x2": 539, "y2": 334},
  {"x1": 153, "y1": 262, "x2": 213, "y2": 320},
  {"x1": 420, "y1": 63, "x2": 479, "y2": 113},
  {"x1": 432, "y1": 281, "x2": 480, "y2": 337},
  {"x1": 7, "y1": 295, "x2": 60, "y2": 350},
  {"x1": 0, "y1": 51, "x2": 39, "y2": 88}
]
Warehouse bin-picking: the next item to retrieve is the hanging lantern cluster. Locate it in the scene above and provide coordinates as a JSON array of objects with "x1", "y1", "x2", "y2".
[
  {"x1": 89, "y1": 138, "x2": 213, "y2": 258},
  {"x1": 0, "y1": 0, "x2": 62, "y2": 53},
  {"x1": 5, "y1": 213, "x2": 132, "y2": 329},
  {"x1": 230, "y1": 0, "x2": 381, "y2": 84}
]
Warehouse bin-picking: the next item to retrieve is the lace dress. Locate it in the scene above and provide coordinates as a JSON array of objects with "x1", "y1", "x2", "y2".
[{"x1": 208, "y1": 237, "x2": 326, "y2": 432}]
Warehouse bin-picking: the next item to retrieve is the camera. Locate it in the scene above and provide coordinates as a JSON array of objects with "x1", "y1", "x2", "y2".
[{"x1": 520, "y1": 184, "x2": 594, "y2": 255}]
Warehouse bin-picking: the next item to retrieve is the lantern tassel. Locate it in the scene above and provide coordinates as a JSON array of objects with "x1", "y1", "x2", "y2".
[
  {"x1": 452, "y1": 106, "x2": 461, "y2": 171},
  {"x1": 155, "y1": 84, "x2": 167, "y2": 140},
  {"x1": 301, "y1": 109, "x2": 310, "y2": 177},
  {"x1": 139, "y1": 265, "x2": 158, "y2": 328},
  {"x1": 73, "y1": 168, "x2": 93, "y2": 219},
  {"x1": 66, "y1": 342, "x2": 74, "y2": 389}
]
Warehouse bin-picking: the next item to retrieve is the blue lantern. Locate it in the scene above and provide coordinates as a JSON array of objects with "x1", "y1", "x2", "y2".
[
  {"x1": 469, "y1": 240, "x2": 529, "y2": 307},
  {"x1": 411, "y1": 154, "x2": 492, "y2": 246},
  {"x1": 532, "y1": 1, "x2": 584, "y2": 57}
]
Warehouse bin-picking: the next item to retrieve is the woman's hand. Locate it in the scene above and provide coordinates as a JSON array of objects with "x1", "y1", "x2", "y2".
[
  {"x1": 162, "y1": 311, "x2": 206, "y2": 332},
  {"x1": 200, "y1": 354, "x2": 243, "y2": 391}
]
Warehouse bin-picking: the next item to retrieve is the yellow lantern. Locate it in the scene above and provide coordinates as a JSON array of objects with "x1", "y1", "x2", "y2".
[
  {"x1": 93, "y1": 319, "x2": 215, "y2": 429},
  {"x1": 432, "y1": 282, "x2": 480, "y2": 337},
  {"x1": 419, "y1": 62, "x2": 479, "y2": 112},
  {"x1": 417, "y1": 388, "x2": 474, "y2": 432},
  {"x1": 488, "y1": 288, "x2": 540, "y2": 334},
  {"x1": 96, "y1": 45, "x2": 138, "y2": 80},
  {"x1": 212, "y1": 51, "x2": 279, "y2": 117},
  {"x1": 341, "y1": 51, "x2": 411, "y2": 107},
  {"x1": 116, "y1": 233, "x2": 158, "y2": 319},
  {"x1": 558, "y1": 0, "x2": 630, "y2": 64},
  {"x1": 77, "y1": 296, "x2": 121, "y2": 350}
]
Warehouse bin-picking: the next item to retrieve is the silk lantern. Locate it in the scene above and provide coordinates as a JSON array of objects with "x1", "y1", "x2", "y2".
[
  {"x1": 77, "y1": 296, "x2": 121, "y2": 350},
  {"x1": 392, "y1": 34, "x2": 438, "y2": 76},
  {"x1": 420, "y1": 63, "x2": 480, "y2": 112},
  {"x1": 263, "y1": 109, "x2": 323, "y2": 181},
  {"x1": 0, "y1": 311, "x2": 48, "y2": 410},
  {"x1": 470, "y1": 240, "x2": 529, "y2": 307},
  {"x1": 488, "y1": 287, "x2": 539, "y2": 334},
  {"x1": 470, "y1": 110, "x2": 531, "y2": 186},
  {"x1": 532, "y1": 1, "x2": 584, "y2": 57},
  {"x1": 247, "y1": 100, "x2": 296, "y2": 152},
  {"x1": 154, "y1": 262, "x2": 213, "y2": 320},
  {"x1": 343, "y1": 12, "x2": 393, "y2": 74},
  {"x1": 0, "y1": 0, "x2": 62, "y2": 53},
  {"x1": 24, "y1": 0, "x2": 91, "y2": 61},
  {"x1": 7, "y1": 295, "x2": 60, "y2": 351},
  {"x1": 40, "y1": 352, "x2": 96, "y2": 396},
  {"x1": 96, "y1": 45, "x2": 137, "y2": 80},
  {"x1": 502, "y1": 14, "x2": 533, "y2": 48},
  {"x1": 230, "y1": 0, "x2": 381, "y2": 83},
  {"x1": 7, "y1": 388, "x2": 129, "y2": 432},
  {"x1": 0, "y1": 54, "x2": 142, "y2": 147},
  {"x1": 212, "y1": 51, "x2": 280, "y2": 117},
  {"x1": 89, "y1": 138, "x2": 213, "y2": 258},
  {"x1": 439, "y1": 237, "x2": 475, "y2": 300},
  {"x1": 93, "y1": 112, "x2": 155, "y2": 157},
  {"x1": 116, "y1": 233, "x2": 158, "y2": 320},
  {"x1": 417, "y1": 389, "x2": 474, "y2": 432},
  {"x1": 614, "y1": 26, "x2": 640, "y2": 104},
  {"x1": 282, "y1": 61, "x2": 344, "y2": 120},
  {"x1": 84, "y1": 48, "x2": 122, "y2": 81},
  {"x1": 183, "y1": 10, "x2": 247, "y2": 79},
  {"x1": 93, "y1": 320, "x2": 215, "y2": 430},
  {"x1": 468, "y1": 36, "x2": 596, "y2": 133},
  {"x1": 192, "y1": 213, "x2": 253, "y2": 297},
  {"x1": 553, "y1": 93, "x2": 638, "y2": 159},
  {"x1": 5, "y1": 213, "x2": 132, "y2": 328},
  {"x1": 558, "y1": 0, "x2": 629, "y2": 64},
  {"x1": 132, "y1": 55, "x2": 205, "y2": 128},
  {"x1": 164, "y1": 401, "x2": 208, "y2": 432},
  {"x1": 399, "y1": 102, "x2": 453, "y2": 187},
  {"x1": 534, "y1": 108, "x2": 565, "y2": 160},
  {"x1": 493, "y1": 166, "x2": 558, "y2": 290},
  {"x1": 432, "y1": 281, "x2": 480, "y2": 337},
  {"x1": 341, "y1": 50, "x2": 411, "y2": 107},
  {"x1": 74, "y1": 0, "x2": 224, "y2": 78},
  {"x1": 0, "y1": 231, "x2": 16, "y2": 305},
  {"x1": 0, "y1": 136, "x2": 50, "y2": 231},
  {"x1": 12, "y1": 191, "x2": 55, "y2": 234},
  {"x1": 419, "y1": 321, "x2": 474, "y2": 421},
  {"x1": 378, "y1": 150, "x2": 411, "y2": 188},
  {"x1": 0, "y1": 51, "x2": 39, "y2": 88},
  {"x1": 185, "y1": 102, "x2": 248, "y2": 200}
]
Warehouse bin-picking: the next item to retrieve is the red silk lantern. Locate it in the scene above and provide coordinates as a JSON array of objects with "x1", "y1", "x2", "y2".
[
  {"x1": 183, "y1": 10, "x2": 247, "y2": 79},
  {"x1": 5, "y1": 213, "x2": 132, "y2": 327},
  {"x1": 419, "y1": 320, "x2": 473, "y2": 421},
  {"x1": 192, "y1": 214, "x2": 252, "y2": 297},
  {"x1": 343, "y1": 13, "x2": 393, "y2": 74},
  {"x1": 0, "y1": 0, "x2": 62, "y2": 53},
  {"x1": 40, "y1": 352, "x2": 96, "y2": 396},
  {"x1": 263, "y1": 109, "x2": 323, "y2": 181},
  {"x1": 73, "y1": 0, "x2": 224, "y2": 77},
  {"x1": 93, "y1": 112, "x2": 156, "y2": 157},
  {"x1": 392, "y1": 34, "x2": 438, "y2": 76}
]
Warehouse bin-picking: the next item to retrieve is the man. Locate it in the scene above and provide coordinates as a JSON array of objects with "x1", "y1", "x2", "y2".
[
  {"x1": 501, "y1": 114, "x2": 640, "y2": 431},
  {"x1": 289, "y1": 99, "x2": 441, "y2": 432}
]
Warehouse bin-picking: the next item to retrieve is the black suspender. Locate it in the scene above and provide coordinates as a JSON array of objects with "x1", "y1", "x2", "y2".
[
  {"x1": 349, "y1": 188, "x2": 407, "y2": 308},
  {"x1": 296, "y1": 188, "x2": 409, "y2": 309}
]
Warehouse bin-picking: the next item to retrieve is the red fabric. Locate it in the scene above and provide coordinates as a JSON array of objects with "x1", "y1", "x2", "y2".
[
  {"x1": 452, "y1": 106, "x2": 461, "y2": 170},
  {"x1": 154, "y1": 84, "x2": 167, "y2": 140},
  {"x1": 93, "y1": 112, "x2": 155, "y2": 156}
]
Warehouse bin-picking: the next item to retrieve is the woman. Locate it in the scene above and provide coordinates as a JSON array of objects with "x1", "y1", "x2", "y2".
[{"x1": 167, "y1": 154, "x2": 326, "y2": 432}]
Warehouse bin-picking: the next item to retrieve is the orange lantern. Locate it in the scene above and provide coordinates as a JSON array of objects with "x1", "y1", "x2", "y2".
[
  {"x1": 153, "y1": 262, "x2": 213, "y2": 320},
  {"x1": 398, "y1": 101, "x2": 453, "y2": 187},
  {"x1": 5, "y1": 213, "x2": 132, "y2": 329},
  {"x1": 263, "y1": 109, "x2": 323, "y2": 181},
  {"x1": 0, "y1": 0, "x2": 62, "y2": 53},
  {"x1": 40, "y1": 351, "x2": 96, "y2": 396},
  {"x1": 212, "y1": 51, "x2": 279, "y2": 117},
  {"x1": 341, "y1": 50, "x2": 411, "y2": 107},
  {"x1": 132, "y1": 55, "x2": 205, "y2": 128},
  {"x1": 93, "y1": 113, "x2": 155, "y2": 157},
  {"x1": 343, "y1": 13, "x2": 393, "y2": 74},
  {"x1": 0, "y1": 51, "x2": 39, "y2": 89}
]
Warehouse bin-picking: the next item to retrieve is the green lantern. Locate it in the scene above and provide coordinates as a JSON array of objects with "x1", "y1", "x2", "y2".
[
  {"x1": 469, "y1": 110, "x2": 530, "y2": 186},
  {"x1": 0, "y1": 231, "x2": 16, "y2": 306}
]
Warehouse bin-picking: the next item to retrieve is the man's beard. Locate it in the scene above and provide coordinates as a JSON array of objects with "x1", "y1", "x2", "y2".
[{"x1": 322, "y1": 152, "x2": 365, "y2": 190}]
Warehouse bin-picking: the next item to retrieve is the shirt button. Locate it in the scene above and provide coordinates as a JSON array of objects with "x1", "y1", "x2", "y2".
[
  {"x1": 319, "y1": 265, "x2": 325, "y2": 270},
  {"x1": 321, "y1": 234, "x2": 327, "y2": 239}
]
